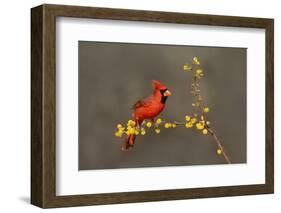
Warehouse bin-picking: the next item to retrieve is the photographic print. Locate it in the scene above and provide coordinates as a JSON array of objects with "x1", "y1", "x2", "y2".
[{"x1": 78, "y1": 41, "x2": 247, "y2": 170}]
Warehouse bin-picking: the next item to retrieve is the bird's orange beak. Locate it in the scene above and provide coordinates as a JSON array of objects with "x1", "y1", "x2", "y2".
[{"x1": 164, "y1": 90, "x2": 172, "y2": 96}]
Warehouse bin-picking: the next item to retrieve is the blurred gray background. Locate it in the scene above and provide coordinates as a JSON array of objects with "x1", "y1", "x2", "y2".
[{"x1": 78, "y1": 41, "x2": 246, "y2": 170}]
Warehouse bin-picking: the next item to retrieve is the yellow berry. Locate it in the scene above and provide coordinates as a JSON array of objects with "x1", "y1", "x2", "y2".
[
  {"x1": 206, "y1": 121, "x2": 211, "y2": 125},
  {"x1": 127, "y1": 126, "x2": 132, "y2": 130},
  {"x1": 155, "y1": 128, "x2": 161, "y2": 134},
  {"x1": 202, "y1": 129, "x2": 208, "y2": 134},
  {"x1": 115, "y1": 131, "x2": 122, "y2": 137},
  {"x1": 196, "y1": 123, "x2": 204, "y2": 130},
  {"x1": 127, "y1": 120, "x2": 136, "y2": 127},
  {"x1": 185, "y1": 115, "x2": 191, "y2": 121},
  {"x1": 183, "y1": 64, "x2": 191, "y2": 71},
  {"x1": 191, "y1": 118, "x2": 197, "y2": 124},
  {"x1": 172, "y1": 124, "x2": 177, "y2": 128},
  {"x1": 156, "y1": 118, "x2": 162, "y2": 124},
  {"x1": 196, "y1": 69, "x2": 203, "y2": 75},
  {"x1": 141, "y1": 130, "x2": 146, "y2": 135},
  {"x1": 193, "y1": 57, "x2": 200, "y2": 65},
  {"x1": 129, "y1": 128, "x2": 135, "y2": 135},
  {"x1": 125, "y1": 130, "x2": 130, "y2": 136},
  {"x1": 164, "y1": 123, "x2": 170, "y2": 128},
  {"x1": 203, "y1": 107, "x2": 210, "y2": 113},
  {"x1": 146, "y1": 122, "x2": 152, "y2": 128},
  {"x1": 185, "y1": 122, "x2": 193, "y2": 128},
  {"x1": 117, "y1": 124, "x2": 123, "y2": 129},
  {"x1": 217, "y1": 149, "x2": 222, "y2": 155}
]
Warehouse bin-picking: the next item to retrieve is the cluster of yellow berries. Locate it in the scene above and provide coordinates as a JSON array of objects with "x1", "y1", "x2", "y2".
[
  {"x1": 184, "y1": 111, "x2": 210, "y2": 135},
  {"x1": 115, "y1": 108, "x2": 211, "y2": 138},
  {"x1": 195, "y1": 69, "x2": 204, "y2": 78},
  {"x1": 164, "y1": 122, "x2": 177, "y2": 128},
  {"x1": 115, "y1": 118, "x2": 179, "y2": 138},
  {"x1": 115, "y1": 120, "x2": 146, "y2": 137},
  {"x1": 183, "y1": 57, "x2": 204, "y2": 79},
  {"x1": 183, "y1": 57, "x2": 201, "y2": 71}
]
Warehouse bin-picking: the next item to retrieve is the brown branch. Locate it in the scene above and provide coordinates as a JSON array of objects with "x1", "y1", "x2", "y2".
[
  {"x1": 207, "y1": 128, "x2": 231, "y2": 164},
  {"x1": 189, "y1": 61, "x2": 231, "y2": 164}
]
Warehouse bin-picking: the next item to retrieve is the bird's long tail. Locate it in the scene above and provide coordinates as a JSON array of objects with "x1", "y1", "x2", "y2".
[
  {"x1": 122, "y1": 118, "x2": 142, "y2": 151},
  {"x1": 122, "y1": 134, "x2": 137, "y2": 151}
]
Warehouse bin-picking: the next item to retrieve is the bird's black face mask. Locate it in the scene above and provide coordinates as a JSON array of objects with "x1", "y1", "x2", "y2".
[{"x1": 160, "y1": 88, "x2": 170, "y2": 104}]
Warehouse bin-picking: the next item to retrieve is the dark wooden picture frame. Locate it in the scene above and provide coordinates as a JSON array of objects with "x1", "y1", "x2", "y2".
[{"x1": 31, "y1": 4, "x2": 274, "y2": 208}]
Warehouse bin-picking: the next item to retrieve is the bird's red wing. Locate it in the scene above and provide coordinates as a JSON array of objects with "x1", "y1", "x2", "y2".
[
  {"x1": 132, "y1": 100, "x2": 148, "y2": 110},
  {"x1": 133, "y1": 95, "x2": 154, "y2": 110}
]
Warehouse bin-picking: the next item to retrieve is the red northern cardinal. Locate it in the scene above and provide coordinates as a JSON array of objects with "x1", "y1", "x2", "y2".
[{"x1": 123, "y1": 80, "x2": 172, "y2": 150}]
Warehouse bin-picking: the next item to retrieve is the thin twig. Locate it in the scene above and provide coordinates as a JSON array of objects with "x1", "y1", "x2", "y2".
[{"x1": 208, "y1": 128, "x2": 231, "y2": 164}]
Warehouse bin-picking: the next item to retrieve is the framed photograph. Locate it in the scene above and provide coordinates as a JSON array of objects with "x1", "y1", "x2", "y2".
[{"x1": 31, "y1": 4, "x2": 274, "y2": 208}]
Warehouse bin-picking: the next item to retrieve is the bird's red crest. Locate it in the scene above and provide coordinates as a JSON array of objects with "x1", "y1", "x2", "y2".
[{"x1": 152, "y1": 80, "x2": 167, "y2": 90}]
